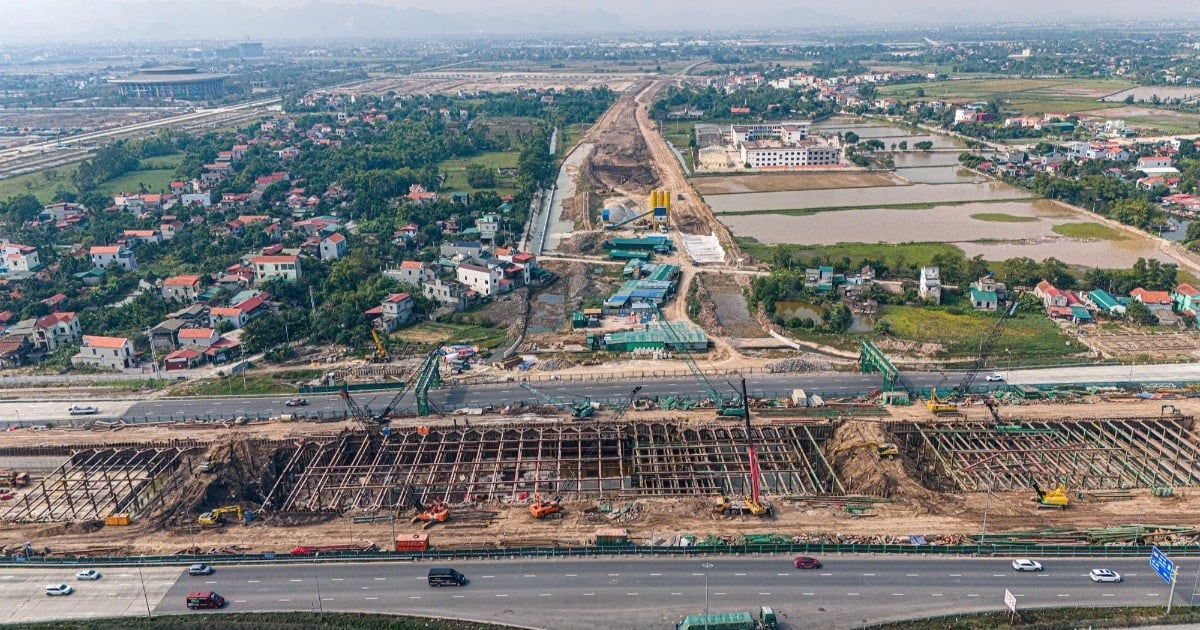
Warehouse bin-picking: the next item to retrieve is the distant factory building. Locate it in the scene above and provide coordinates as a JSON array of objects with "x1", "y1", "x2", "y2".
[{"x1": 109, "y1": 67, "x2": 228, "y2": 99}]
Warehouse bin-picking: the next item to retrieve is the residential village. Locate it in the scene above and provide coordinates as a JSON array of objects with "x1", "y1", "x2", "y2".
[{"x1": 0, "y1": 96, "x2": 564, "y2": 374}]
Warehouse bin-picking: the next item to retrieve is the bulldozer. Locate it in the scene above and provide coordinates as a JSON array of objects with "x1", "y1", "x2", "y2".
[
  {"x1": 832, "y1": 442, "x2": 899, "y2": 459},
  {"x1": 1033, "y1": 482, "x2": 1069, "y2": 509},
  {"x1": 197, "y1": 505, "x2": 244, "y2": 528},
  {"x1": 412, "y1": 498, "x2": 449, "y2": 529},
  {"x1": 529, "y1": 493, "x2": 563, "y2": 519}
]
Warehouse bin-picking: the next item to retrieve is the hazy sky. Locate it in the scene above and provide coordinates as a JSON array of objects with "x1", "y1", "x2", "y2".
[{"x1": 0, "y1": 0, "x2": 1195, "y2": 41}]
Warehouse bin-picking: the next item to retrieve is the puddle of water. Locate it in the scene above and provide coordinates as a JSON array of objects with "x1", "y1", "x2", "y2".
[
  {"x1": 897, "y1": 166, "x2": 983, "y2": 184},
  {"x1": 776, "y1": 301, "x2": 871, "y2": 332}
]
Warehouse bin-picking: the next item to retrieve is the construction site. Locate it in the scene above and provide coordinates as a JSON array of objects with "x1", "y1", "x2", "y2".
[{"x1": 6, "y1": 80, "x2": 1200, "y2": 560}]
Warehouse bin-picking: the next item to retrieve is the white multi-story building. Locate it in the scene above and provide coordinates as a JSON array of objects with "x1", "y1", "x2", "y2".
[
  {"x1": 455, "y1": 263, "x2": 502, "y2": 297},
  {"x1": 919, "y1": 266, "x2": 942, "y2": 305},
  {"x1": 90, "y1": 245, "x2": 137, "y2": 271},
  {"x1": 739, "y1": 142, "x2": 843, "y2": 168},
  {"x1": 72, "y1": 335, "x2": 136, "y2": 371},
  {"x1": 1, "y1": 243, "x2": 40, "y2": 274},
  {"x1": 251, "y1": 255, "x2": 302, "y2": 283},
  {"x1": 730, "y1": 122, "x2": 810, "y2": 144}
]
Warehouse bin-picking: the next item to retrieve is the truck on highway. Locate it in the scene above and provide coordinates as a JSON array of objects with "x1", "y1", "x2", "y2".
[{"x1": 676, "y1": 607, "x2": 777, "y2": 630}]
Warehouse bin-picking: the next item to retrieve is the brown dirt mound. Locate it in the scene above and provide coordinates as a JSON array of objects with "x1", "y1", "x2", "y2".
[{"x1": 827, "y1": 421, "x2": 946, "y2": 514}]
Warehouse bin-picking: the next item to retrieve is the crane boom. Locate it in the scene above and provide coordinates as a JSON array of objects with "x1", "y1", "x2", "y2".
[
  {"x1": 651, "y1": 308, "x2": 742, "y2": 415},
  {"x1": 742, "y1": 377, "x2": 761, "y2": 506},
  {"x1": 956, "y1": 297, "x2": 1020, "y2": 398}
]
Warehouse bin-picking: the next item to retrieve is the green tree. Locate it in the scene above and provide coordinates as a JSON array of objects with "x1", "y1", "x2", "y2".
[{"x1": 1126, "y1": 299, "x2": 1155, "y2": 325}]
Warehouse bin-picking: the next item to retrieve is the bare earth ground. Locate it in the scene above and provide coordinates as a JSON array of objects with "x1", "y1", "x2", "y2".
[
  {"x1": 3, "y1": 398, "x2": 1199, "y2": 556},
  {"x1": 692, "y1": 171, "x2": 905, "y2": 195}
]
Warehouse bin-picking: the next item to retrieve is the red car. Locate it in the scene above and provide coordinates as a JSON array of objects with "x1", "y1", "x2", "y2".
[{"x1": 794, "y1": 556, "x2": 822, "y2": 569}]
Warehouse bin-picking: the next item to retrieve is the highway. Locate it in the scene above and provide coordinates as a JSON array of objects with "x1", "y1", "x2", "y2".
[
  {"x1": 4, "y1": 361, "x2": 1200, "y2": 423},
  {"x1": 2, "y1": 556, "x2": 1195, "y2": 628}
]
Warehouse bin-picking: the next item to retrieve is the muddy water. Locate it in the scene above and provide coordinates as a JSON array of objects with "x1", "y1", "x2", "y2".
[
  {"x1": 897, "y1": 166, "x2": 984, "y2": 184},
  {"x1": 891, "y1": 153, "x2": 963, "y2": 168},
  {"x1": 775, "y1": 301, "x2": 872, "y2": 332},
  {"x1": 956, "y1": 240, "x2": 1172, "y2": 268},
  {"x1": 708, "y1": 181, "x2": 1030, "y2": 213}
]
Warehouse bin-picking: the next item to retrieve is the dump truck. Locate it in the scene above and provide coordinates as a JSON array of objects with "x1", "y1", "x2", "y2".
[{"x1": 676, "y1": 607, "x2": 777, "y2": 630}]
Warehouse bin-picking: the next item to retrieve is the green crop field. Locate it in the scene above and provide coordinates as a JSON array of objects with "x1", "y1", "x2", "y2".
[
  {"x1": 99, "y1": 167, "x2": 177, "y2": 195},
  {"x1": 737, "y1": 237, "x2": 964, "y2": 269},
  {"x1": 438, "y1": 150, "x2": 521, "y2": 196},
  {"x1": 0, "y1": 164, "x2": 78, "y2": 202},
  {"x1": 1051, "y1": 222, "x2": 1128, "y2": 240},
  {"x1": 884, "y1": 305, "x2": 1083, "y2": 361},
  {"x1": 970, "y1": 212, "x2": 1038, "y2": 222}
]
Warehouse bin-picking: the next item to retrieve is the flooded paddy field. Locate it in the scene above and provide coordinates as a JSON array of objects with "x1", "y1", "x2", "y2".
[{"x1": 707, "y1": 181, "x2": 1031, "y2": 214}]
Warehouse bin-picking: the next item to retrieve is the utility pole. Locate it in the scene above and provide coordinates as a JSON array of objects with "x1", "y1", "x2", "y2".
[{"x1": 701, "y1": 561, "x2": 714, "y2": 630}]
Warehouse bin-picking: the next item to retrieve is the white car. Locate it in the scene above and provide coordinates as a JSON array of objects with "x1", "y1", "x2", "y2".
[
  {"x1": 1012, "y1": 559, "x2": 1043, "y2": 572},
  {"x1": 75, "y1": 569, "x2": 102, "y2": 581},
  {"x1": 45, "y1": 583, "x2": 73, "y2": 596},
  {"x1": 1090, "y1": 568, "x2": 1123, "y2": 583},
  {"x1": 68, "y1": 405, "x2": 98, "y2": 415},
  {"x1": 986, "y1": 373, "x2": 1004, "y2": 382}
]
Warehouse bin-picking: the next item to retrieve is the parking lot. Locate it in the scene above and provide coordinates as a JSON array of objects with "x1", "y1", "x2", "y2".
[{"x1": 0, "y1": 566, "x2": 181, "y2": 624}]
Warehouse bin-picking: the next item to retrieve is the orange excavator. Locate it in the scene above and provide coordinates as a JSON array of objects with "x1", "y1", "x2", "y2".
[
  {"x1": 529, "y1": 493, "x2": 563, "y2": 519},
  {"x1": 411, "y1": 497, "x2": 449, "y2": 529}
]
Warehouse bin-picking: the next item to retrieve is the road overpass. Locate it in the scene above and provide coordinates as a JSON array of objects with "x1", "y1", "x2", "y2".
[{"x1": 0, "y1": 556, "x2": 1191, "y2": 629}]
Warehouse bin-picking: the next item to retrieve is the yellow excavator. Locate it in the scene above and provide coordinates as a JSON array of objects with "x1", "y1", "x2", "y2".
[
  {"x1": 1033, "y1": 482, "x2": 1069, "y2": 509},
  {"x1": 198, "y1": 505, "x2": 244, "y2": 527},
  {"x1": 370, "y1": 330, "x2": 389, "y2": 362},
  {"x1": 833, "y1": 442, "x2": 899, "y2": 459}
]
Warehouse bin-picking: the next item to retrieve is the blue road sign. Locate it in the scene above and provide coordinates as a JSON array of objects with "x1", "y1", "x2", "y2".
[{"x1": 1150, "y1": 546, "x2": 1175, "y2": 585}]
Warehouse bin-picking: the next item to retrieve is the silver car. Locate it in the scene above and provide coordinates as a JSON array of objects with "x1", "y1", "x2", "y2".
[
  {"x1": 1090, "y1": 568, "x2": 1122, "y2": 583},
  {"x1": 1012, "y1": 559, "x2": 1043, "y2": 572}
]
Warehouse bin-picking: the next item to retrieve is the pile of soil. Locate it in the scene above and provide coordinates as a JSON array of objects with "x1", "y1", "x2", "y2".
[{"x1": 827, "y1": 421, "x2": 945, "y2": 514}]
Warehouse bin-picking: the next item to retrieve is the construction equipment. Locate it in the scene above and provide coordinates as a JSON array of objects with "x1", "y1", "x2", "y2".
[
  {"x1": 832, "y1": 442, "x2": 898, "y2": 459},
  {"x1": 340, "y1": 348, "x2": 445, "y2": 429},
  {"x1": 519, "y1": 382, "x2": 595, "y2": 419},
  {"x1": 370, "y1": 329, "x2": 389, "y2": 362},
  {"x1": 714, "y1": 377, "x2": 772, "y2": 517},
  {"x1": 652, "y1": 308, "x2": 743, "y2": 416},
  {"x1": 611, "y1": 386, "x2": 643, "y2": 422},
  {"x1": 529, "y1": 493, "x2": 563, "y2": 519},
  {"x1": 0, "y1": 470, "x2": 30, "y2": 488},
  {"x1": 926, "y1": 297, "x2": 1020, "y2": 417},
  {"x1": 1033, "y1": 482, "x2": 1069, "y2": 509},
  {"x1": 411, "y1": 497, "x2": 449, "y2": 529},
  {"x1": 197, "y1": 505, "x2": 244, "y2": 528}
]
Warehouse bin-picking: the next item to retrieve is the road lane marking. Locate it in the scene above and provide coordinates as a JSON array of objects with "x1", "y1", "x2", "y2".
[
  {"x1": 496, "y1": 594, "x2": 508, "y2": 598},
  {"x1": 1056, "y1": 594, "x2": 1070, "y2": 597},
  {"x1": 565, "y1": 574, "x2": 577, "y2": 577},
  {"x1": 803, "y1": 592, "x2": 815, "y2": 596},
  {"x1": 671, "y1": 592, "x2": 682, "y2": 596},
  {"x1": 758, "y1": 592, "x2": 771, "y2": 596},
  {"x1": 452, "y1": 595, "x2": 465, "y2": 598},
  {"x1": 650, "y1": 573, "x2": 662, "y2": 576},
  {"x1": 608, "y1": 573, "x2": 620, "y2": 577},
  {"x1": 332, "y1": 578, "x2": 344, "y2": 582},
  {"x1": 205, "y1": 581, "x2": 216, "y2": 584},
  {"x1": 539, "y1": 593, "x2": 551, "y2": 597},
  {"x1": 993, "y1": 574, "x2": 1006, "y2": 577},
  {"x1": 713, "y1": 592, "x2": 726, "y2": 596},
  {"x1": 480, "y1": 575, "x2": 494, "y2": 579},
  {"x1": 322, "y1": 598, "x2": 335, "y2": 601},
  {"x1": 735, "y1": 573, "x2": 747, "y2": 576},
  {"x1": 234, "y1": 600, "x2": 246, "y2": 603},
  {"x1": 365, "y1": 597, "x2": 378, "y2": 600},
  {"x1": 820, "y1": 573, "x2": 832, "y2": 576},
  {"x1": 524, "y1": 574, "x2": 537, "y2": 578},
  {"x1": 627, "y1": 593, "x2": 639, "y2": 596},
  {"x1": 583, "y1": 593, "x2": 594, "y2": 596},
  {"x1": 949, "y1": 574, "x2": 962, "y2": 577},
  {"x1": 892, "y1": 593, "x2": 904, "y2": 596},
  {"x1": 847, "y1": 592, "x2": 860, "y2": 596},
  {"x1": 692, "y1": 573, "x2": 704, "y2": 576},
  {"x1": 967, "y1": 594, "x2": 979, "y2": 597},
  {"x1": 931, "y1": 593, "x2": 943, "y2": 597},
  {"x1": 1147, "y1": 593, "x2": 1160, "y2": 597},
  {"x1": 906, "y1": 574, "x2": 919, "y2": 577},
  {"x1": 374, "y1": 577, "x2": 387, "y2": 581},
  {"x1": 248, "y1": 580, "x2": 260, "y2": 583},
  {"x1": 289, "y1": 579, "x2": 303, "y2": 582},
  {"x1": 1103, "y1": 594, "x2": 1115, "y2": 597},
  {"x1": 863, "y1": 573, "x2": 876, "y2": 577},
  {"x1": 777, "y1": 573, "x2": 790, "y2": 577},
  {"x1": 278, "y1": 599, "x2": 290, "y2": 602}
]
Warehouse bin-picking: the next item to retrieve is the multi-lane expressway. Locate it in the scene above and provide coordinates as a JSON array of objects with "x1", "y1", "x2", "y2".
[
  {"x1": 0, "y1": 556, "x2": 1193, "y2": 628},
  {"x1": 14, "y1": 361, "x2": 1196, "y2": 423}
]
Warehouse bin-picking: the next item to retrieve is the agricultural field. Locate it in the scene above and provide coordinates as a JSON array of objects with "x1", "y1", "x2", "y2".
[
  {"x1": 883, "y1": 304, "x2": 1083, "y2": 361},
  {"x1": 736, "y1": 237, "x2": 962, "y2": 269},
  {"x1": 99, "y1": 167, "x2": 177, "y2": 195},
  {"x1": 1051, "y1": 222, "x2": 1128, "y2": 240},
  {"x1": 438, "y1": 150, "x2": 521, "y2": 196}
]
